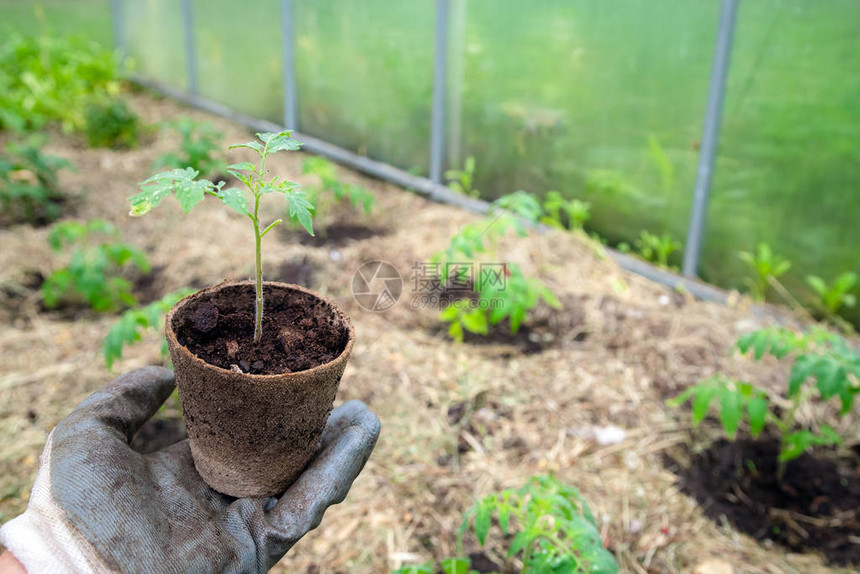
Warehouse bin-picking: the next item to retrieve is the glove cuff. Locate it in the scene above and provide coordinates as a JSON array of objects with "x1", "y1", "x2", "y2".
[{"x1": 0, "y1": 433, "x2": 110, "y2": 573}]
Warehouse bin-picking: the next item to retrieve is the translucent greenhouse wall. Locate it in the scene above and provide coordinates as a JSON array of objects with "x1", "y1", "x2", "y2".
[
  {"x1": 49, "y1": 0, "x2": 859, "y2": 319},
  {"x1": 191, "y1": 0, "x2": 285, "y2": 124},
  {"x1": 122, "y1": 0, "x2": 187, "y2": 91},
  {"x1": 0, "y1": 0, "x2": 113, "y2": 47},
  {"x1": 452, "y1": 0, "x2": 721, "y2": 257},
  {"x1": 703, "y1": 0, "x2": 860, "y2": 317},
  {"x1": 293, "y1": 0, "x2": 435, "y2": 175}
]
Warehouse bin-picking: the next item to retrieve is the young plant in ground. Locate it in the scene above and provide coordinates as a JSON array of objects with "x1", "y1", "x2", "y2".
[
  {"x1": 434, "y1": 191, "x2": 560, "y2": 342},
  {"x1": 301, "y1": 156, "x2": 376, "y2": 231},
  {"x1": 104, "y1": 288, "x2": 194, "y2": 369},
  {"x1": 634, "y1": 230, "x2": 681, "y2": 270},
  {"x1": 0, "y1": 137, "x2": 73, "y2": 225},
  {"x1": 154, "y1": 118, "x2": 226, "y2": 179},
  {"x1": 542, "y1": 190, "x2": 591, "y2": 231},
  {"x1": 738, "y1": 243, "x2": 791, "y2": 301},
  {"x1": 445, "y1": 156, "x2": 479, "y2": 198},
  {"x1": 42, "y1": 219, "x2": 151, "y2": 312},
  {"x1": 806, "y1": 271, "x2": 857, "y2": 316},
  {"x1": 668, "y1": 326, "x2": 860, "y2": 479},
  {"x1": 84, "y1": 98, "x2": 139, "y2": 149},
  {"x1": 0, "y1": 32, "x2": 122, "y2": 133},
  {"x1": 457, "y1": 475, "x2": 618, "y2": 573},
  {"x1": 130, "y1": 131, "x2": 313, "y2": 343}
]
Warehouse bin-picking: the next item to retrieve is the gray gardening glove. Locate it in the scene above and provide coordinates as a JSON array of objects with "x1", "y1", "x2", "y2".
[{"x1": 0, "y1": 367, "x2": 380, "y2": 573}]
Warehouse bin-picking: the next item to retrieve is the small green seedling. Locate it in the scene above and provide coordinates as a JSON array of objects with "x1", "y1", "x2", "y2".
[
  {"x1": 669, "y1": 327, "x2": 860, "y2": 479},
  {"x1": 104, "y1": 288, "x2": 194, "y2": 369},
  {"x1": 542, "y1": 190, "x2": 591, "y2": 231},
  {"x1": 434, "y1": 191, "x2": 560, "y2": 342},
  {"x1": 738, "y1": 243, "x2": 791, "y2": 301},
  {"x1": 806, "y1": 272, "x2": 857, "y2": 316},
  {"x1": 301, "y1": 156, "x2": 376, "y2": 229},
  {"x1": 0, "y1": 137, "x2": 73, "y2": 225},
  {"x1": 130, "y1": 131, "x2": 313, "y2": 343},
  {"x1": 458, "y1": 475, "x2": 618, "y2": 574},
  {"x1": 154, "y1": 118, "x2": 226, "y2": 178},
  {"x1": 634, "y1": 230, "x2": 681, "y2": 270},
  {"x1": 43, "y1": 219, "x2": 150, "y2": 312},
  {"x1": 84, "y1": 98, "x2": 139, "y2": 149},
  {"x1": 445, "y1": 156, "x2": 480, "y2": 198}
]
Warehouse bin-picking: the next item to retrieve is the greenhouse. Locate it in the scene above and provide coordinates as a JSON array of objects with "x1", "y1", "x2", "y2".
[{"x1": 0, "y1": 1, "x2": 858, "y2": 573}]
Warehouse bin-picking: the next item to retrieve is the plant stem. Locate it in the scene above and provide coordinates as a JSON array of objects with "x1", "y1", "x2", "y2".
[{"x1": 253, "y1": 192, "x2": 263, "y2": 344}]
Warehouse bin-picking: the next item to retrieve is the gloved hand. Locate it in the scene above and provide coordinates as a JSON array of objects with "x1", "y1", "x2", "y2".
[{"x1": 0, "y1": 367, "x2": 380, "y2": 573}]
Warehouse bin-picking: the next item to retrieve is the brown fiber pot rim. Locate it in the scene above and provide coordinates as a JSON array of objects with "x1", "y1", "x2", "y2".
[{"x1": 165, "y1": 280, "x2": 355, "y2": 380}]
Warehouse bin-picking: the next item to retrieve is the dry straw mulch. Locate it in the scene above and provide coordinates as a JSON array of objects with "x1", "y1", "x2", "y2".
[{"x1": 0, "y1": 92, "x2": 856, "y2": 573}]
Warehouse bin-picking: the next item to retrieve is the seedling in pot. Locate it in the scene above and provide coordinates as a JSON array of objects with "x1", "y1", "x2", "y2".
[{"x1": 130, "y1": 131, "x2": 314, "y2": 343}]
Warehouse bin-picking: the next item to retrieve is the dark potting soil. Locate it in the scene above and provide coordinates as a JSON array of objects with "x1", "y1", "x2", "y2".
[
  {"x1": 666, "y1": 437, "x2": 860, "y2": 565},
  {"x1": 174, "y1": 284, "x2": 349, "y2": 375}
]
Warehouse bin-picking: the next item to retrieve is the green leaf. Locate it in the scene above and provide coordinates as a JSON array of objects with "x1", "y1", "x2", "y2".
[
  {"x1": 474, "y1": 500, "x2": 491, "y2": 545},
  {"x1": 286, "y1": 190, "x2": 315, "y2": 236},
  {"x1": 814, "y1": 359, "x2": 846, "y2": 400},
  {"x1": 216, "y1": 187, "x2": 249, "y2": 216},
  {"x1": 130, "y1": 168, "x2": 213, "y2": 216},
  {"x1": 258, "y1": 131, "x2": 302, "y2": 155},
  {"x1": 805, "y1": 275, "x2": 827, "y2": 297},
  {"x1": 507, "y1": 531, "x2": 529, "y2": 557},
  {"x1": 788, "y1": 354, "x2": 817, "y2": 397},
  {"x1": 461, "y1": 310, "x2": 488, "y2": 335},
  {"x1": 747, "y1": 396, "x2": 769, "y2": 437},
  {"x1": 448, "y1": 320, "x2": 464, "y2": 342},
  {"x1": 780, "y1": 428, "x2": 841, "y2": 462},
  {"x1": 691, "y1": 384, "x2": 718, "y2": 425},
  {"x1": 226, "y1": 161, "x2": 256, "y2": 174},
  {"x1": 498, "y1": 503, "x2": 510, "y2": 535},
  {"x1": 441, "y1": 557, "x2": 471, "y2": 574},
  {"x1": 719, "y1": 386, "x2": 742, "y2": 438},
  {"x1": 227, "y1": 140, "x2": 263, "y2": 154},
  {"x1": 439, "y1": 305, "x2": 459, "y2": 322}
]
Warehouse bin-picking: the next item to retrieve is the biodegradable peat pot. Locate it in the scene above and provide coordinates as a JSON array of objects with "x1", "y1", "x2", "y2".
[{"x1": 165, "y1": 280, "x2": 355, "y2": 497}]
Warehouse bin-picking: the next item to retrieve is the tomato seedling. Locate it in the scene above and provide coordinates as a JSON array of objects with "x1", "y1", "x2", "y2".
[{"x1": 130, "y1": 131, "x2": 314, "y2": 343}]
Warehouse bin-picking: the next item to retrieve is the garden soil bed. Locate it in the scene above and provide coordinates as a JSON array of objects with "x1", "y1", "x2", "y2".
[
  {"x1": 666, "y1": 438, "x2": 860, "y2": 566},
  {"x1": 1, "y1": 91, "x2": 857, "y2": 574}
]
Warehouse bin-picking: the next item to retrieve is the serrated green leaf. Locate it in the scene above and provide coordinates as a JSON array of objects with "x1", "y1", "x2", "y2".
[
  {"x1": 441, "y1": 557, "x2": 471, "y2": 574},
  {"x1": 474, "y1": 501, "x2": 491, "y2": 545},
  {"x1": 439, "y1": 305, "x2": 459, "y2": 321},
  {"x1": 216, "y1": 187, "x2": 249, "y2": 216},
  {"x1": 747, "y1": 396, "x2": 769, "y2": 437},
  {"x1": 691, "y1": 384, "x2": 718, "y2": 425},
  {"x1": 448, "y1": 320, "x2": 464, "y2": 342},
  {"x1": 498, "y1": 503, "x2": 510, "y2": 535},
  {"x1": 780, "y1": 428, "x2": 841, "y2": 462},
  {"x1": 461, "y1": 310, "x2": 488, "y2": 335},
  {"x1": 258, "y1": 131, "x2": 302, "y2": 155},
  {"x1": 805, "y1": 275, "x2": 827, "y2": 297},
  {"x1": 789, "y1": 354, "x2": 817, "y2": 397},
  {"x1": 719, "y1": 387, "x2": 742, "y2": 438},
  {"x1": 507, "y1": 531, "x2": 529, "y2": 557},
  {"x1": 815, "y1": 359, "x2": 845, "y2": 400},
  {"x1": 226, "y1": 161, "x2": 256, "y2": 174},
  {"x1": 286, "y1": 190, "x2": 315, "y2": 236},
  {"x1": 227, "y1": 140, "x2": 263, "y2": 154}
]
